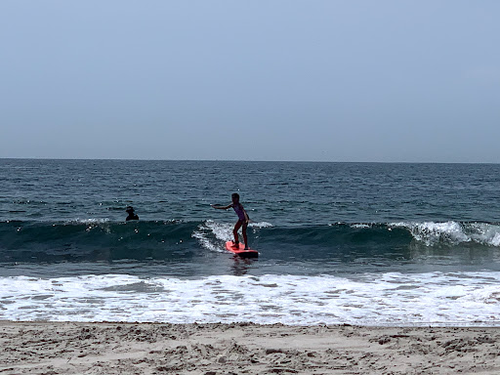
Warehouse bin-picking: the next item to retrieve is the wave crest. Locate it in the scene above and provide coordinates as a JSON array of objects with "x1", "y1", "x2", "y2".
[
  {"x1": 391, "y1": 221, "x2": 500, "y2": 247},
  {"x1": 1, "y1": 220, "x2": 499, "y2": 264}
]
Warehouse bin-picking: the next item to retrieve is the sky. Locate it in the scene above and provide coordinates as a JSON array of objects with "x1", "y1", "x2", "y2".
[{"x1": 1, "y1": 1, "x2": 499, "y2": 163}]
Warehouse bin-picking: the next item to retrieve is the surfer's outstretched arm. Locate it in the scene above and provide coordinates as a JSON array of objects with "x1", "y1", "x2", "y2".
[{"x1": 211, "y1": 204, "x2": 232, "y2": 210}]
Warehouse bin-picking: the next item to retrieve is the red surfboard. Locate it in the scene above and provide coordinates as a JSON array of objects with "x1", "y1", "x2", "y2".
[{"x1": 225, "y1": 241, "x2": 259, "y2": 258}]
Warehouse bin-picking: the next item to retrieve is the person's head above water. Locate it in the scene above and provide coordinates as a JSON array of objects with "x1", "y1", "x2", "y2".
[
  {"x1": 231, "y1": 193, "x2": 240, "y2": 204},
  {"x1": 125, "y1": 206, "x2": 139, "y2": 221}
]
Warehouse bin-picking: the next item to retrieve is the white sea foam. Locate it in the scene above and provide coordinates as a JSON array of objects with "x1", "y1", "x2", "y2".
[
  {"x1": 350, "y1": 223, "x2": 372, "y2": 229},
  {"x1": 192, "y1": 220, "x2": 272, "y2": 252},
  {"x1": 392, "y1": 221, "x2": 500, "y2": 247},
  {"x1": 66, "y1": 218, "x2": 111, "y2": 224},
  {"x1": 249, "y1": 222, "x2": 273, "y2": 228},
  {"x1": 1, "y1": 272, "x2": 499, "y2": 326},
  {"x1": 468, "y1": 222, "x2": 500, "y2": 246},
  {"x1": 192, "y1": 220, "x2": 233, "y2": 252}
]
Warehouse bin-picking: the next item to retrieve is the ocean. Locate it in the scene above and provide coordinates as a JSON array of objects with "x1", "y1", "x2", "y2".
[{"x1": 1, "y1": 159, "x2": 500, "y2": 326}]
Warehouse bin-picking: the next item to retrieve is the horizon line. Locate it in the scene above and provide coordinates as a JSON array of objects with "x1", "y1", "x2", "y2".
[{"x1": 1, "y1": 157, "x2": 499, "y2": 165}]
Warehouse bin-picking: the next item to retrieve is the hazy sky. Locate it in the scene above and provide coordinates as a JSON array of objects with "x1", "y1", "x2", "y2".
[{"x1": 1, "y1": 1, "x2": 499, "y2": 162}]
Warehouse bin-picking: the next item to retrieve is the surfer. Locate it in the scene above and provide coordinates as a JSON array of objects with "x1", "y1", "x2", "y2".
[
  {"x1": 211, "y1": 193, "x2": 250, "y2": 249},
  {"x1": 125, "y1": 206, "x2": 139, "y2": 221}
]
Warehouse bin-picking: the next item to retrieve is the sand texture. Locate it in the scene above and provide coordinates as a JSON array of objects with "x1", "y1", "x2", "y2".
[{"x1": 1, "y1": 321, "x2": 499, "y2": 374}]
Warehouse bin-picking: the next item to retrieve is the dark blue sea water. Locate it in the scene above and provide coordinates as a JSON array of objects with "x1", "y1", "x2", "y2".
[{"x1": 1, "y1": 159, "x2": 500, "y2": 325}]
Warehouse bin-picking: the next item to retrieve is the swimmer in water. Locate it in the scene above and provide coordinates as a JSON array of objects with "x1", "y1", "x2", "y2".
[{"x1": 125, "y1": 206, "x2": 139, "y2": 221}]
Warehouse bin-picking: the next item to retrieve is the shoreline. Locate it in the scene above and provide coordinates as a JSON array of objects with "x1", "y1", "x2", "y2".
[{"x1": 1, "y1": 321, "x2": 499, "y2": 374}]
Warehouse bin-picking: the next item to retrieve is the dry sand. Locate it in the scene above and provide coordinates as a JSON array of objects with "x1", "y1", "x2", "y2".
[{"x1": 0, "y1": 321, "x2": 499, "y2": 374}]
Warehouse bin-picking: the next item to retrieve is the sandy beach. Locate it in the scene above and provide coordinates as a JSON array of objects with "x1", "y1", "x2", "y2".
[{"x1": 0, "y1": 322, "x2": 499, "y2": 374}]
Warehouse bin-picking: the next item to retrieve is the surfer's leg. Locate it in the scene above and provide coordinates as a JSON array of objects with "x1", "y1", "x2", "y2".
[
  {"x1": 233, "y1": 220, "x2": 242, "y2": 246},
  {"x1": 242, "y1": 221, "x2": 248, "y2": 249}
]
